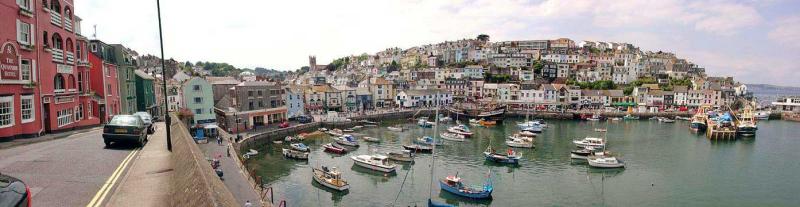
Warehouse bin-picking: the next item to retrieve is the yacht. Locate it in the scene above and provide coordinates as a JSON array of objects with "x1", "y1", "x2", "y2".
[
  {"x1": 351, "y1": 154, "x2": 397, "y2": 173},
  {"x1": 572, "y1": 137, "x2": 605, "y2": 148},
  {"x1": 587, "y1": 153, "x2": 625, "y2": 168}
]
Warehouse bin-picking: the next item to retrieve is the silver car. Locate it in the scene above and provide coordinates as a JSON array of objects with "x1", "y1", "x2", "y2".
[{"x1": 133, "y1": 112, "x2": 155, "y2": 134}]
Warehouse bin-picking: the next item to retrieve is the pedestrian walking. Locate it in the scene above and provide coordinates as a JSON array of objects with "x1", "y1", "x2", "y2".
[
  {"x1": 217, "y1": 136, "x2": 222, "y2": 145},
  {"x1": 227, "y1": 147, "x2": 231, "y2": 157},
  {"x1": 244, "y1": 200, "x2": 253, "y2": 207}
]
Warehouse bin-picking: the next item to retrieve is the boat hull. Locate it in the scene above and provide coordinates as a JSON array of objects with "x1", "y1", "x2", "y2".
[
  {"x1": 352, "y1": 159, "x2": 395, "y2": 173},
  {"x1": 587, "y1": 157, "x2": 625, "y2": 168},
  {"x1": 438, "y1": 180, "x2": 492, "y2": 199},
  {"x1": 403, "y1": 145, "x2": 433, "y2": 153},
  {"x1": 312, "y1": 169, "x2": 350, "y2": 191},
  {"x1": 484, "y1": 152, "x2": 520, "y2": 164},
  {"x1": 737, "y1": 126, "x2": 757, "y2": 136}
]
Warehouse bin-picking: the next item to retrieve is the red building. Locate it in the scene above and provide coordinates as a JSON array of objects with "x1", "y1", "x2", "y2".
[
  {"x1": 1, "y1": 0, "x2": 99, "y2": 138},
  {"x1": 88, "y1": 40, "x2": 120, "y2": 123}
]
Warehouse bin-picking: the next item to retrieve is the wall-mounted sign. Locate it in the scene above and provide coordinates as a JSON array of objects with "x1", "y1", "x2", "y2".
[
  {"x1": 0, "y1": 43, "x2": 20, "y2": 80},
  {"x1": 57, "y1": 64, "x2": 73, "y2": 74}
]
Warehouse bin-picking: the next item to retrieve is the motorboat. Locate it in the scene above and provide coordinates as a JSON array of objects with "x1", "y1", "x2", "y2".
[
  {"x1": 363, "y1": 124, "x2": 378, "y2": 127},
  {"x1": 508, "y1": 133, "x2": 534, "y2": 142},
  {"x1": 318, "y1": 127, "x2": 329, "y2": 132},
  {"x1": 754, "y1": 111, "x2": 770, "y2": 120},
  {"x1": 505, "y1": 137, "x2": 534, "y2": 148},
  {"x1": 594, "y1": 128, "x2": 607, "y2": 132},
  {"x1": 312, "y1": 166, "x2": 350, "y2": 191},
  {"x1": 362, "y1": 136, "x2": 381, "y2": 143},
  {"x1": 468, "y1": 119, "x2": 481, "y2": 126},
  {"x1": 414, "y1": 136, "x2": 444, "y2": 146},
  {"x1": 439, "y1": 116, "x2": 452, "y2": 123},
  {"x1": 290, "y1": 143, "x2": 310, "y2": 152},
  {"x1": 572, "y1": 137, "x2": 605, "y2": 148},
  {"x1": 569, "y1": 146, "x2": 598, "y2": 160},
  {"x1": 479, "y1": 119, "x2": 497, "y2": 127},
  {"x1": 446, "y1": 125, "x2": 473, "y2": 137},
  {"x1": 327, "y1": 129, "x2": 344, "y2": 137},
  {"x1": 351, "y1": 125, "x2": 364, "y2": 130},
  {"x1": 439, "y1": 175, "x2": 493, "y2": 199},
  {"x1": 623, "y1": 114, "x2": 640, "y2": 120},
  {"x1": 587, "y1": 154, "x2": 625, "y2": 168},
  {"x1": 386, "y1": 150, "x2": 415, "y2": 162},
  {"x1": 387, "y1": 126, "x2": 404, "y2": 132},
  {"x1": 282, "y1": 148, "x2": 309, "y2": 160},
  {"x1": 484, "y1": 146, "x2": 521, "y2": 164},
  {"x1": 418, "y1": 118, "x2": 433, "y2": 128},
  {"x1": 335, "y1": 135, "x2": 360, "y2": 147},
  {"x1": 660, "y1": 118, "x2": 675, "y2": 123},
  {"x1": 351, "y1": 154, "x2": 397, "y2": 173},
  {"x1": 403, "y1": 144, "x2": 433, "y2": 153},
  {"x1": 342, "y1": 129, "x2": 355, "y2": 133},
  {"x1": 440, "y1": 132, "x2": 465, "y2": 142},
  {"x1": 518, "y1": 130, "x2": 538, "y2": 137},
  {"x1": 323, "y1": 143, "x2": 347, "y2": 154},
  {"x1": 520, "y1": 125, "x2": 543, "y2": 133}
]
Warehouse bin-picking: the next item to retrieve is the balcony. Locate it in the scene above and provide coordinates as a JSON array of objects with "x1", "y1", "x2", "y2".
[
  {"x1": 52, "y1": 48, "x2": 64, "y2": 62},
  {"x1": 50, "y1": 12, "x2": 62, "y2": 26},
  {"x1": 64, "y1": 19, "x2": 73, "y2": 32},
  {"x1": 66, "y1": 52, "x2": 75, "y2": 65}
]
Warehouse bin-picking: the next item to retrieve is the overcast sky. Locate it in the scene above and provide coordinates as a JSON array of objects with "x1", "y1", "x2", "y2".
[{"x1": 75, "y1": 0, "x2": 800, "y2": 86}]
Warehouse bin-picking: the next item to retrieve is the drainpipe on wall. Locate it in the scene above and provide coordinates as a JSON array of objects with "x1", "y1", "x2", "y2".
[{"x1": 35, "y1": 1, "x2": 45, "y2": 136}]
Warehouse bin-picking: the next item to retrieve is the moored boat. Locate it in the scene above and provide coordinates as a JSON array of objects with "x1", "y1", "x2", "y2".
[
  {"x1": 335, "y1": 135, "x2": 360, "y2": 147},
  {"x1": 386, "y1": 150, "x2": 415, "y2": 162},
  {"x1": 323, "y1": 143, "x2": 347, "y2": 154},
  {"x1": 572, "y1": 137, "x2": 605, "y2": 148},
  {"x1": 594, "y1": 128, "x2": 607, "y2": 132},
  {"x1": 418, "y1": 118, "x2": 433, "y2": 128},
  {"x1": 282, "y1": 148, "x2": 309, "y2": 160},
  {"x1": 505, "y1": 137, "x2": 534, "y2": 148},
  {"x1": 362, "y1": 136, "x2": 381, "y2": 143},
  {"x1": 623, "y1": 114, "x2": 640, "y2": 120},
  {"x1": 351, "y1": 154, "x2": 396, "y2": 173},
  {"x1": 290, "y1": 143, "x2": 310, "y2": 152},
  {"x1": 312, "y1": 166, "x2": 350, "y2": 191},
  {"x1": 446, "y1": 125, "x2": 473, "y2": 137},
  {"x1": 403, "y1": 144, "x2": 433, "y2": 153},
  {"x1": 587, "y1": 154, "x2": 625, "y2": 168},
  {"x1": 479, "y1": 119, "x2": 497, "y2": 127},
  {"x1": 414, "y1": 136, "x2": 444, "y2": 146},
  {"x1": 440, "y1": 132, "x2": 465, "y2": 142},
  {"x1": 484, "y1": 146, "x2": 521, "y2": 164},
  {"x1": 518, "y1": 130, "x2": 538, "y2": 137},
  {"x1": 439, "y1": 175, "x2": 493, "y2": 199},
  {"x1": 387, "y1": 126, "x2": 404, "y2": 132},
  {"x1": 327, "y1": 129, "x2": 344, "y2": 137},
  {"x1": 468, "y1": 119, "x2": 481, "y2": 126}
]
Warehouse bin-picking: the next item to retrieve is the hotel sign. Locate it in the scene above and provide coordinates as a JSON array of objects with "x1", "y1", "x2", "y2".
[
  {"x1": 0, "y1": 43, "x2": 19, "y2": 80},
  {"x1": 57, "y1": 64, "x2": 73, "y2": 74}
]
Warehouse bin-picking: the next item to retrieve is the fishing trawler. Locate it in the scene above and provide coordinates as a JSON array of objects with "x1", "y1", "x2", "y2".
[
  {"x1": 737, "y1": 105, "x2": 758, "y2": 136},
  {"x1": 690, "y1": 106, "x2": 710, "y2": 132}
]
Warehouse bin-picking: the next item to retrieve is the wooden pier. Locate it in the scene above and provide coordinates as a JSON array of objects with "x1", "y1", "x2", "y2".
[{"x1": 706, "y1": 120, "x2": 737, "y2": 140}]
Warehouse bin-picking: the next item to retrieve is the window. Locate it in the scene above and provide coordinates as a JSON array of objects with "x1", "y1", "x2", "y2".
[
  {"x1": 248, "y1": 91, "x2": 253, "y2": 96},
  {"x1": 103, "y1": 65, "x2": 109, "y2": 76},
  {"x1": 77, "y1": 73, "x2": 83, "y2": 92},
  {"x1": 193, "y1": 85, "x2": 201, "y2": 91},
  {"x1": 17, "y1": 20, "x2": 33, "y2": 46},
  {"x1": 76, "y1": 105, "x2": 83, "y2": 120},
  {"x1": 57, "y1": 108, "x2": 74, "y2": 127},
  {"x1": 21, "y1": 95, "x2": 34, "y2": 123},
  {"x1": 20, "y1": 59, "x2": 32, "y2": 81},
  {"x1": 194, "y1": 108, "x2": 202, "y2": 115},
  {"x1": 87, "y1": 103, "x2": 92, "y2": 117},
  {"x1": 91, "y1": 43, "x2": 97, "y2": 52},
  {"x1": 258, "y1": 90, "x2": 262, "y2": 96},
  {"x1": 0, "y1": 96, "x2": 13, "y2": 128},
  {"x1": 194, "y1": 97, "x2": 202, "y2": 104},
  {"x1": 18, "y1": 0, "x2": 33, "y2": 11},
  {"x1": 54, "y1": 75, "x2": 65, "y2": 91},
  {"x1": 106, "y1": 84, "x2": 111, "y2": 95}
]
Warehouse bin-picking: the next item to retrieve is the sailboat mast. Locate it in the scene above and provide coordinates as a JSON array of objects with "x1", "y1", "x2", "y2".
[{"x1": 429, "y1": 92, "x2": 440, "y2": 200}]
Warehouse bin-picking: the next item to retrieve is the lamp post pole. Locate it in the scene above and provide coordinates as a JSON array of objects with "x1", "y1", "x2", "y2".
[{"x1": 156, "y1": 0, "x2": 171, "y2": 151}]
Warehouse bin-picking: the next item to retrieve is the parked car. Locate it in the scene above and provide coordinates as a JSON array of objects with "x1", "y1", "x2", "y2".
[
  {"x1": 296, "y1": 115, "x2": 313, "y2": 124},
  {"x1": 103, "y1": 115, "x2": 148, "y2": 147},
  {"x1": 279, "y1": 122, "x2": 290, "y2": 128},
  {"x1": 0, "y1": 173, "x2": 31, "y2": 207},
  {"x1": 133, "y1": 112, "x2": 155, "y2": 134}
]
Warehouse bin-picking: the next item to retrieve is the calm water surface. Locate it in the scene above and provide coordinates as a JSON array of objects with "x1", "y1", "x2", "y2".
[{"x1": 247, "y1": 118, "x2": 800, "y2": 206}]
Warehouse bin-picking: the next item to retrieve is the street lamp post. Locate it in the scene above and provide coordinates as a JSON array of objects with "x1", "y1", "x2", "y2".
[{"x1": 156, "y1": 0, "x2": 171, "y2": 151}]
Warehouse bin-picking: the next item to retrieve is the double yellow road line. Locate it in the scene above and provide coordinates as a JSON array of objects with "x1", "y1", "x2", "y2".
[{"x1": 86, "y1": 147, "x2": 141, "y2": 207}]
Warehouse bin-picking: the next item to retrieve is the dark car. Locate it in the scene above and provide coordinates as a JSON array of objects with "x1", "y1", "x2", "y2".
[
  {"x1": 296, "y1": 115, "x2": 313, "y2": 124},
  {"x1": 103, "y1": 115, "x2": 148, "y2": 147},
  {"x1": 0, "y1": 173, "x2": 31, "y2": 207},
  {"x1": 133, "y1": 112, "x2": 155, "y2": 134}
]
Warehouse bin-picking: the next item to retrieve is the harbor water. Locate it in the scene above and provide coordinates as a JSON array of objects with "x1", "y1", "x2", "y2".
[{"x1": 246, "y1": 118, "x2": 800, "y2": 206}]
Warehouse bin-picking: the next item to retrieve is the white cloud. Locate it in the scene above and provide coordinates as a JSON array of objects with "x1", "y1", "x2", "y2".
[{"x1": 768, "y1": 16, "x2": 800, "y2": 48}]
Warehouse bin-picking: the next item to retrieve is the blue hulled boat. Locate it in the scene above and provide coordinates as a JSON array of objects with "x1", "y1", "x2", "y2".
[{"x1": 439, "y1": 175, "x2": 493, "y2": 199}]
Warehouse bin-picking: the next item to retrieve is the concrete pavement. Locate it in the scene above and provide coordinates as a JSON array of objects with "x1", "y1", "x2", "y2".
[
  {"x1": 104, "y1": 122, "x2": 172, "y2": 207},
  {"x1": 200, "y1": 130, "x2": 263, "y2": 207},
  {"x1": 0, "y1": 127, "x2": 136, "y2": 207}
]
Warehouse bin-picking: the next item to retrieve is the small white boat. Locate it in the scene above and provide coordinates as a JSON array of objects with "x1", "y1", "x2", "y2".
[
  {"x1": 754, "y1": 111, "x2": 770, "y2": 120},
  {"x1": 387, "y1": 126, "x2": 404, "y2": 132},
  {"x1": 327, "y1": 129, "x2": 344, "y2": 137},
  {"x1": 660, "y1": 118, "x2": 675, "y2": 123},
  {"x1": 675, "y1": 116, "x2": 691, "y2": 121},
  {"x1": 594, "y1": 128, "x2": 607, "y2": 132},
  {"x1": 282, "y1": 148, "x2": 309, "y2": 160},
  {"x1": 312, "y1": 166, "x2": 350, "y2": 191},
  {"x1": 588, "y1": 154, "x2": 625, "y2": 168},
  {"x1": 386, "y1": 150, "x2": 415, "y2": 162},
  {"x1": 610, "y1": 117, "x2": 621, "y2": 121},
  {"x1": 447, "y1": 125, "x2": 473, "y2": 137},
  {"x1": 573, "y1": 137, "x2": 605, "y2": 148},
  {"x1": 319, "y1": 128, "x2": 329, "y2": 132},
  {"x1": 335, "y1": 135, "x2": 360, "y2": 147},
  {"x1": 518, "y1": 131, "x2": 538, "y2": 137},
  {"x1": 343, "y1": 129, "x2": 355, "y2": 132},
  {"x1": 364, "y1": 124, "x2": 378, "y2": 127},
  {"x1": 439, "y1": 116, "x2": 452, "y2": 122},
  {"x1": 586, "y1": 117, "x2": 601, "y2": 121},
  {"x1": 272, "y1": 140, "x2": 283, "y2": 144},
  {"x1": 290, "y1": 143, "x2": 310, "y2": 152},
  {"x1": 352, "y1": 125, "x2": 364, "y2": 130},
  {"x1": 468, "y1": 119, "x2": 481, "y2": 126},
  {"x1": 508, "y1": 133, "x2": 534, "y2": 142},
  {"x1": 362, "y1": 136, "x2": 381, "y2": 143},
  {"x1": 505, "y1": 137, "x2": 534, "y2": 148},
  {"x1": 440, "y1": 132, "x2": 465, "y2": 142},
  {"x1": 351, "y1": 154, "x2": 397, "y2": 173},
  {"x1": 242, "y1": 149, "x2": 259, "y2": 159}
]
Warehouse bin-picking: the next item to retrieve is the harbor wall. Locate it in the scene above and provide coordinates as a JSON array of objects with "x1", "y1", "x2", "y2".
[{"x1": 169, "y1": 114, "x2": 239, "y2": 207}]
